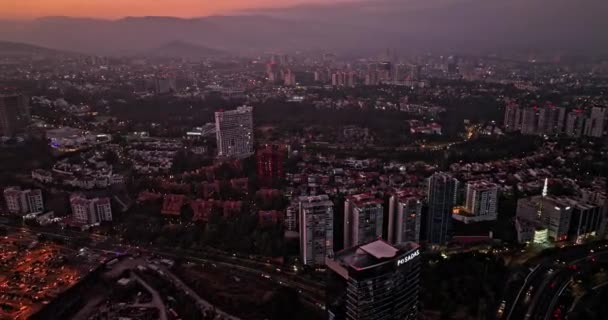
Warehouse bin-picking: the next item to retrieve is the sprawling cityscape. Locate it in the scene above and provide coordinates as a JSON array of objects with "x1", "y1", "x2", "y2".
[{"x1": 0, "y1": 1, "x2": 607, "y2": 320}]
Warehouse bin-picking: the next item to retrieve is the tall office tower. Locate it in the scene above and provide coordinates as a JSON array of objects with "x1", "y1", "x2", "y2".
[
  {"x1": 569, "y1": 201, "x2": 604, "y2": 243},
  {"x1": 0, "y1": 94, "x2": 30, "y2": 136},
  {"x1": 565, "y1": 110, "x2": 587, "y2": 138},
  {"x1": 541, "y1": 196, "x2": 573, "y2": 242},
  {"x1": 503, "y1": 103, "x2": 521, "y2": 132},
  {"x1": 388, "y1": 192, "x2": 422, "y2": 244},
  {"x1": 299, "y1": 195, "x2": 334, "y2": 267},
  {"x1": 344, "y1": 194, "x2": 384, "y2": 249},
  {"x1": 464, "y1": 181, "x2": 498, "y2": 221},
  {"x1": 326, "y1": 240, "x2": 421, "y2": 320},
  {"x1": 256, "y1": 144, "x2": 287, "y2": 187},
  {"x1": 215, "y1": 106, "x2": 254, "y2": 159},
  {"x1": 520, "y1": 107, "x2": 539, "y2": 135},
  {"x1": 3, "y1": 187, "x2": 44, "y2": 215},
  {"x1": 427, "y1": 172, "x2": 458, "y2": 245},
  {"x1": 70, "y1": 195, "x2": 112, "y2": 225},
  {"x1": 587, "y1": 106, "x2": 606, "y2": 137}
]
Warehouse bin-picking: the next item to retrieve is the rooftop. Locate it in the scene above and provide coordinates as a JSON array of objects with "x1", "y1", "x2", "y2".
[{"x1": 333, "y1": 239, "x2": 419, "y2": 271}]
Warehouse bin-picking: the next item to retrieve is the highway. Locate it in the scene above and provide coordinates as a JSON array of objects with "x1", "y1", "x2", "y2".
[
  {"x1": 500, "y1": 243, "x2": 608, "y2": 320},
  {"x1": 1, "y1": 223, "x2": 326, "y2": 306}
]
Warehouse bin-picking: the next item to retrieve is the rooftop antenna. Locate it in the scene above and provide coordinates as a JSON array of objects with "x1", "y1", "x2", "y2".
[{"x1": 538, "y1": 178, "x2": 548, "y2": 219}]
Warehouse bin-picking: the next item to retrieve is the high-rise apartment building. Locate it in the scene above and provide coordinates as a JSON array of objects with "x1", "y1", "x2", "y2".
[
  {"x1": 70, "y1": 195, "x2": 112, "y2": 225},
  {"x1": 505, "y1": 104, "x2": 567, "y2": 136},
  {"x1": 326, "y1": 240, "x2": 421, "y2": 320},
  {"x1": 587, "y1": 106, "x2": 606, "y2": 137},
  {"x1": 538, "y1": 106, "x2": 566, "y2": 134},
  {"x1": 388, "y1": 192, "x2": 422, "y2": 244},
  {"x1": 520, "y1": 107, "x2": 539, "y2": 135},
  {"x1": 463, "y1": 181, "x2": 498, "y2": 222},
  {"x1": 215, "y1": 106, "x2": 254, "y2": 159},
  {"x1": 503, "y1": 103, "x2": 521, "y2": 132},
  {"x1": 3, "y1": 187, "x2": 44, "y2": 215},
  {"x1": 256, "y1": 144, "x2": 287, "y2": 187},
  {"x1": 565, "y1": 110, "x2": 587, "y2": 138},
  {"x1": 0, "y1": 94, "x2": 30, "y2": 136},
  {"x1": 299, "y1": 195, "x2": 334, "y2": 266},
  {"x1": 426, "y1": 172, "x2": 458, "y2": 245},
  {"x1": 344, "y1": 194, "x2": 384, "y2": 249}
]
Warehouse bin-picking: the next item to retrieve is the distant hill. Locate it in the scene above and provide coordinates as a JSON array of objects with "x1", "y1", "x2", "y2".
[
  {"x1": 0, "y1": 41, "x2": 67, "y2": 56},
  {"x1": 0, "y1": 0, "x2": 606, "y2": 55},
  {"x1": 146, "y1": 40, "x2": 225, "y2": 59}
]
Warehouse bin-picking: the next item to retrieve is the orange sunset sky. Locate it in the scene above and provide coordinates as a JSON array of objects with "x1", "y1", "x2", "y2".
[{"x1": 0, "y1": 0, "x2": 338, "y2": 19}]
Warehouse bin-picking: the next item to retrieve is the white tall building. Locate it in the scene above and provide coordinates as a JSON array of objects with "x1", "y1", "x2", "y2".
[
  {"x1": 388, "y1": 193, "x2": 422, "y2": 244},
  {"x1": 344, "y1": 193, "x2": 384, "y2": 249},
  {"x1": 461, "y1": 181, "x2": 498, "y2": 222},
  {"x1": 70, "y1": 195, "x2": 112, "y2": 225},
  {"x1": 3, "y1": 187, "x2": 44, "y2": 215},
  {"x1": 215, "y1": 106, "x2": 254, "y2": 159},
  {"x1": 299, "y1": 195, "x2": 334, "y2": 266}
]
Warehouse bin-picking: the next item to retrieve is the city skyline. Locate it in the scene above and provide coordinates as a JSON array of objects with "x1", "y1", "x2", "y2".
[{"x1": 0, "y1": 1, "x2": 607, "y2": 318}]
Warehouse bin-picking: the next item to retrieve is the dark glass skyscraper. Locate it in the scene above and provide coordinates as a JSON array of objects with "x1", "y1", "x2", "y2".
[
  {"x1": 426, "y1": 172, "x2": 458, "y2": 245},
  {"x1": 326, "y1": 240, "x2": 420, "y2": 320},
  {"x1": 0, "y1": 94, "x2": 29, "y2": 136}
]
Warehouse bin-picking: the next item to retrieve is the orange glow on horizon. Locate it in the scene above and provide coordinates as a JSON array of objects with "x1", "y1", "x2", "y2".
[{"x1": 0, "y1": 0, "x2": 328, "y2": 19}]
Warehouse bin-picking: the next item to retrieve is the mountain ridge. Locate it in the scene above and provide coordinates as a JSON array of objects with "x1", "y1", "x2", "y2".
[{"x1": 0, "y1": 0, "x2": 606, "y2": 55}]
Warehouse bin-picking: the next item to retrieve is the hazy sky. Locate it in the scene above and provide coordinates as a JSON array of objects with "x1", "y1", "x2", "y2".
[{"x1": 0, "y1": 0, "x2": 343, "y2": 19}]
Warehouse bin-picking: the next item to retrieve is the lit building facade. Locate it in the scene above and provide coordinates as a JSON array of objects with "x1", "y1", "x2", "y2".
[
  {"x1": 388, "y1": 193, "x2": 421, "y2": 244},
  {"x1": 462, "y1": 181, "x2": 498, "y2": 222},
  {"x1": 568, "y1": 202, "x2": 604, "y2": 243},
  {"x1": 70, "y1": 195, "x2": 112, "y2": 225},
  {"x1": 3, "y1": 187, "x2": 44, "y2": 215},
  {"x1": 215, "y1": 106, "x2": 254, "y2": 159},
  {"x1": 299, "y1": 195, "x2": 334, "y2": 266},
  {"x1": 256, "y1": 144, "x2": 286, "y2": 187},
  {"x1": 344, "y1": 194, "x2": 384, "y2": 249}
]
